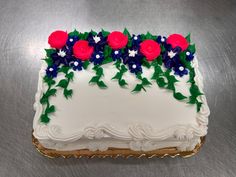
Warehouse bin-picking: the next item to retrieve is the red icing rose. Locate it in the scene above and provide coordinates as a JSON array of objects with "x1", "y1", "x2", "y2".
[
  {"x1": 48, "y1": 30, "x2": 68, "y2": 49},
  {"x1": 107, "y1": 31, "x2": 128, "y2": 49},
  {"x1": 140, "y1": 40, "x2": 161, "y2": 61},
  {"x1": 73, "y1": 40, "x2": 94, "y2": 60},
  {"x1": 166, "y1": 34, "x2": 189, "y2": 51}
]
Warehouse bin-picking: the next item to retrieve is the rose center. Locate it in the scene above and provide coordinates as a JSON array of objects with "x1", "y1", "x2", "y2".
[{"x1": 147, "y1": 45, "x2": 153, "y2": 52}]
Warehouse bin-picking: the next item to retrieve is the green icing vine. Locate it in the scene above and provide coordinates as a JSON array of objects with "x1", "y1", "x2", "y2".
[
  {"x1": 57, "y1": 66, "x2": 74, "y2": 99},
  {"x1": 40, "y1": 76, "x2": 57, "y2": 123},
  {"x1": 89, "y1": 65, "x2": 107, "y2": 89},
  {"x1": 112, "y1": 60, "x2": 128, "y2": 87}
]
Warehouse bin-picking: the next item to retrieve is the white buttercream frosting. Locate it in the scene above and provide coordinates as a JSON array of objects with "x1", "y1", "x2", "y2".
[{"x1": 33, "y1": 56, "x2": 210, "y2": 152}]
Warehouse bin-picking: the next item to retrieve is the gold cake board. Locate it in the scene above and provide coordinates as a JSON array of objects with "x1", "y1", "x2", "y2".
[{"x1": 32, "y1": 134, "x2": 205, "y2": 158}]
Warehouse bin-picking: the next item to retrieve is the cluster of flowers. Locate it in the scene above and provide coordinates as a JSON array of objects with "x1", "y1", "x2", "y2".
[{"x1": 46, "y1": 30, "x2": 195, "y2": 78}]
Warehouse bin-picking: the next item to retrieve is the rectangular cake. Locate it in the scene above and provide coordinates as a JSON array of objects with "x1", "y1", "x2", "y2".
[{"x1": 33, "y1": 29, "x2": 210, "y2": 158}]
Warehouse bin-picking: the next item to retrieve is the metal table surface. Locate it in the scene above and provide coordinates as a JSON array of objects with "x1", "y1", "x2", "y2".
[{"x1": 0, "y1": 0, "x2": 236, "y2": 176}]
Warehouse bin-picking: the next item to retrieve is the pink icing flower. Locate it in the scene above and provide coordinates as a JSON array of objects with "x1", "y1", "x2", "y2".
[
  {"x1": 140, "y1": 40, "x2": 161, "y2": 61},
  {"x1": 73, "y1": 40, "x2": 94, "y2": 60},
  {"x1": 48, "y1": 30, "x2": 68, "y2": 49},
  {"x1": 107, "y1": 31, "x2": 128, "y2": 49},
  {"x1": 166, "y1": 34, "x2": 189, "y2": 51}
]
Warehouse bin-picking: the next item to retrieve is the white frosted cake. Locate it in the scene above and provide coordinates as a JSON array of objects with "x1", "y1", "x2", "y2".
[{"x1": 33, "y1": 29, "x2": 210, "y2": 157}]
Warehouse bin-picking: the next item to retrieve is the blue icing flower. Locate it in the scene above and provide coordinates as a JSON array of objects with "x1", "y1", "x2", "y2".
[
  {"x1": 185, "y1": 51, "x2": 194, "y2": 61},
  {"x1": 131, "y1": 34, "x2": 142, "y2": 47},
  {"x1": 51, "y1": 47, "x2": 74, "y2": 66},
  {"x1": 70, "y1": 60, "x2": 83, "y2": 71},
  {"x1": 87, "y1": 32, "x2": 107, "y2": 51},
  {"x1": 128, "y1": 61, "x2": 142, "y2": 74},
  {"x1": 46, "y1": 65, "x2": 58, "y2": 78},
  {"x1": 66, "y1": 35, "x2": 79, "y2": 47},
  {"x1": 157, "y1": 35, "x2": 167, "y2": 44},
  {"x1": 174, "y1": 64, "x2": 188, "y2": 77},
  {"x1": 122, "y1": 46, "x2": 142, "y2": 65},
  {"x1": 111, "y1": 50, "x2": 122, "y2": 61},
  {"x1": 162, "y1": 47, "x2": 181, "y2": 69},
  {"x1": 90, "y1": 51, "x2": 104, "y2": 65}
]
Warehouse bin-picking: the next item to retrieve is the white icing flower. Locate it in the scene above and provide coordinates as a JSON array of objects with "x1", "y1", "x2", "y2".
[
  {"x1": 57, "y1": 50, "x2": 66, "y2": 57},
  {"x1": 179, "y1": 66, "x2": 184, "y2": 71},
  {"x1": 93, "y1": 35, "x2": 101, "y2": 43},
  {"x1": 128, "y1": 49, "x2": 138, "y2": 57},
  {"x1": 95, "y1": 54, "x2": 100, "y2": 59},
  {"x1": 132, "y1": 64, "x2": 137, "y2": 69},
  {"x1": 167, "y1": 50, "x2": 176, "y2": 58},
  {"x1": 74, "y1": 61, "x2": 79, "y2": 66}
]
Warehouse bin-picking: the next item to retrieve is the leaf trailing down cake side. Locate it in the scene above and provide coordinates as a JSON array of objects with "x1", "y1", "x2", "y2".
[{"x1": 39, "y1": 29, "x2": 203, "y2": 123}]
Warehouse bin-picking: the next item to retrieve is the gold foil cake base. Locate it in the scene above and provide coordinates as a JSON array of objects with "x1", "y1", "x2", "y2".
[{"x1": 32, "y1": 134, "x2": 205, "y2": 158}]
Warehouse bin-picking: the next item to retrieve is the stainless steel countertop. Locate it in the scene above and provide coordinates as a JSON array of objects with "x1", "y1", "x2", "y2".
[{"x1": 0, "y1": 0, "x2": 236, "y2": 176}]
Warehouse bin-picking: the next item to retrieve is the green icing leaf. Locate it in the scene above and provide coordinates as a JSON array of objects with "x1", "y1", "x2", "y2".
[
  {"x1": 132, "y1": 84, "x2": 143, "y2": 92},
  {"x1": 89, "y1": 76, "x2": 99, "y2": 84},
  {"x1": 43, "y1": 58, "x2": 53, "y2": 66},
  {"x1": 179, "y1": 52, "x2": 191, "y2": 69},
  {"x1": 123, "y1": 28, "x2": 131, "y2": 39},
  {"x1": 57, "y1": 79, "x2": 69, "y2": 88},
  {"x1": 104, "y1": 45, "x2": 112, "y2": 58},
  {"x1": 156, "y1": 56, "x2": 163, "y2": 65},
  {"x1": 40, "y1": 94, "x2": 48, "y2": 104},
  {"x1": 101, "y1": 29, "x2": 110, "y2": 37},
  {"x1": 119, "y1": 79, "x2": 128, "y2": 87},
  {"x1": 120, "y1": 64, "x2": 128, "y2": 73},
  {"x1": 188, "y1": 44, "x2": 196, "y2": 53},
  {"x1": 145, "y1": 31, "x2": 154, "y2": 40},
  {"x1": 102, "y1": 57, "x2": 113, "y2": 65},
  {"x1": 156, "y1": 77, "x2": 166, "y2": 88},
  {"x1": 188, "y1": 68, "x2": 195, "y2": 83},
  {"x1": 190, "y1": 84, "x2": 203, "y2": 97},
  {"x1": 45, "y1": 49, "x2": 56, "y2": 57},
  {"x1": 40, "y1": 114, "x2": 50, "y2": 123},
  {"x1": 66, "y1": 72, "x2": 74, "y2": 80},
  {"x1": 196, "y1": 101, "x2": 202, "y2": 112},
  {"x1": 96, "y1": 67, "x2": 103, "y2": 76},
  {"x1": 142, "y1": 77, "x2": 152, "y2": 86},
  {"x1": 174, "y1": 92, "x2": 187, "y2": 100},
  {"x1": 90, "y1": 30, "x2": 97, "y2": 36},
  {"x1": 45, "y1": 105, "x2": 55, "y2": 114},
  {"x1": 160, "y1": 44, "x2": 166, "y2": 53},
  {"x1": 58, "y1": 66, "x2": 70, "y2": 74},
  {"x1": 114, "y1": 60, "x2": 121, "y2": 70},
  {"x1": 97, "y1": 81, "x2": 107, "y2": 88},
  {"x1": 83, "y1": 60, "x2": 90, "y2": 69},
  {"x1": 142, "y1": 58, "x2": 151, "y2": 69},
  {"x1": 112, "y1": 72, "x2": 122, "y2": 80},
  {"x1": 46, "y1": 89, "x2": 57, "y2": 97},
  {"x1": 140, "y1": 34, "x2": 146, "y2": 41},
  {"x1": 64, "y1": 88, "x2": 73, "y2": 99},
  {"x1": 43, "y1": 76, "x2": 56, "y2": 86},
  {"x1": 69, "y1": 29, "x2": 79, "y2": 37},
  {"x1": 188, "y1": 96, "x2": 197, "y2": 104},
  {"x1": 79, "y1": 32, "x2": 89, "y2": 40},
  {"x1": 185, "y1": 33, "x2": 191, "y2": 43}
]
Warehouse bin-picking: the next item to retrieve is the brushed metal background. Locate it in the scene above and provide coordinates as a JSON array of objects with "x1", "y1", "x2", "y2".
[{"x1": 0, "y1": 0, "x2": 236, "y2": 177}]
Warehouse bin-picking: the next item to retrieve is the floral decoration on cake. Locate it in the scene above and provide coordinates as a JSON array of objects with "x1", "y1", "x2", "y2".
[{"x1": 40, "y1": 29, "x2": 203, "y2": 123}]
